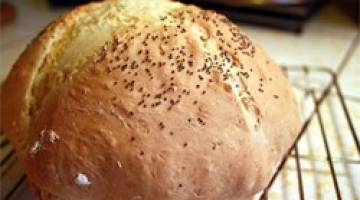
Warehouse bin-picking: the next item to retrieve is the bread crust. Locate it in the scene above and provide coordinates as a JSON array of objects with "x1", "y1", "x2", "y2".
[
  {"x1": 1, "y1": 1, "x2": 301, "y2": 199},
  {"x1": 1, "y1": 1, "x2": 111, "y2": 158}
]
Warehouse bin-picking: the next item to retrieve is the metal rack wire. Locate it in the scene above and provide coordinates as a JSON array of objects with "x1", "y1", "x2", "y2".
[
  {"x1": 1, "y1": 66, "x2": 359, "y2": 200},
  {"x1": 261, "y1": 67, "x2": 360, "y2": 200}
]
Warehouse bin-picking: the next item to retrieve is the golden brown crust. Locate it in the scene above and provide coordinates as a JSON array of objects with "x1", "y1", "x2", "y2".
[
  {"x1": 1, "y1": 1, "x2": 112, "y2": 158},
  {"x1": 1, "y1": 1, "x2": 301, "y2": 200}
]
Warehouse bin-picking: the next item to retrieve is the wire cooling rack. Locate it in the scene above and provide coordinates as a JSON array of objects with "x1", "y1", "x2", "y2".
[
  {"x1": 1, "y1": 66, "x2": 359, "y2": 200},
  {"x1": 261, "y1": 67, "x2": 360, "y2": 200}
]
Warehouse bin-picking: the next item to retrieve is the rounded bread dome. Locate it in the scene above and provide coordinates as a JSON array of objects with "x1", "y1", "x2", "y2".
[{"x1": 1, "y1": 0, "x2": 301, "y2": 199}]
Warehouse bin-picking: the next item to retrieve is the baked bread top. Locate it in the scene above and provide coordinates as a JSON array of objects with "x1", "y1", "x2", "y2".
[{"x1": 1, "y1": 0, "x2": 301, "y2": 199}]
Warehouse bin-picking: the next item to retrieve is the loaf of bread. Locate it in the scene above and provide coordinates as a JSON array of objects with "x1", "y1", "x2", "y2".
[{"x1": 1, "y1": 0, "x2": 301, "y2": 199}]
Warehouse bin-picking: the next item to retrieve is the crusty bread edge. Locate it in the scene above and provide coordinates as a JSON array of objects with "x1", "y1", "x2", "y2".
[{"x1": 1, "y1": 1, "x2": 110, "y2": 158}]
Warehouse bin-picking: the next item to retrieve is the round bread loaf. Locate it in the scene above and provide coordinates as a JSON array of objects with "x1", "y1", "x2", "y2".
[{"x1": 1, "y1": 0, "x2": 301, "y2": 199}]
